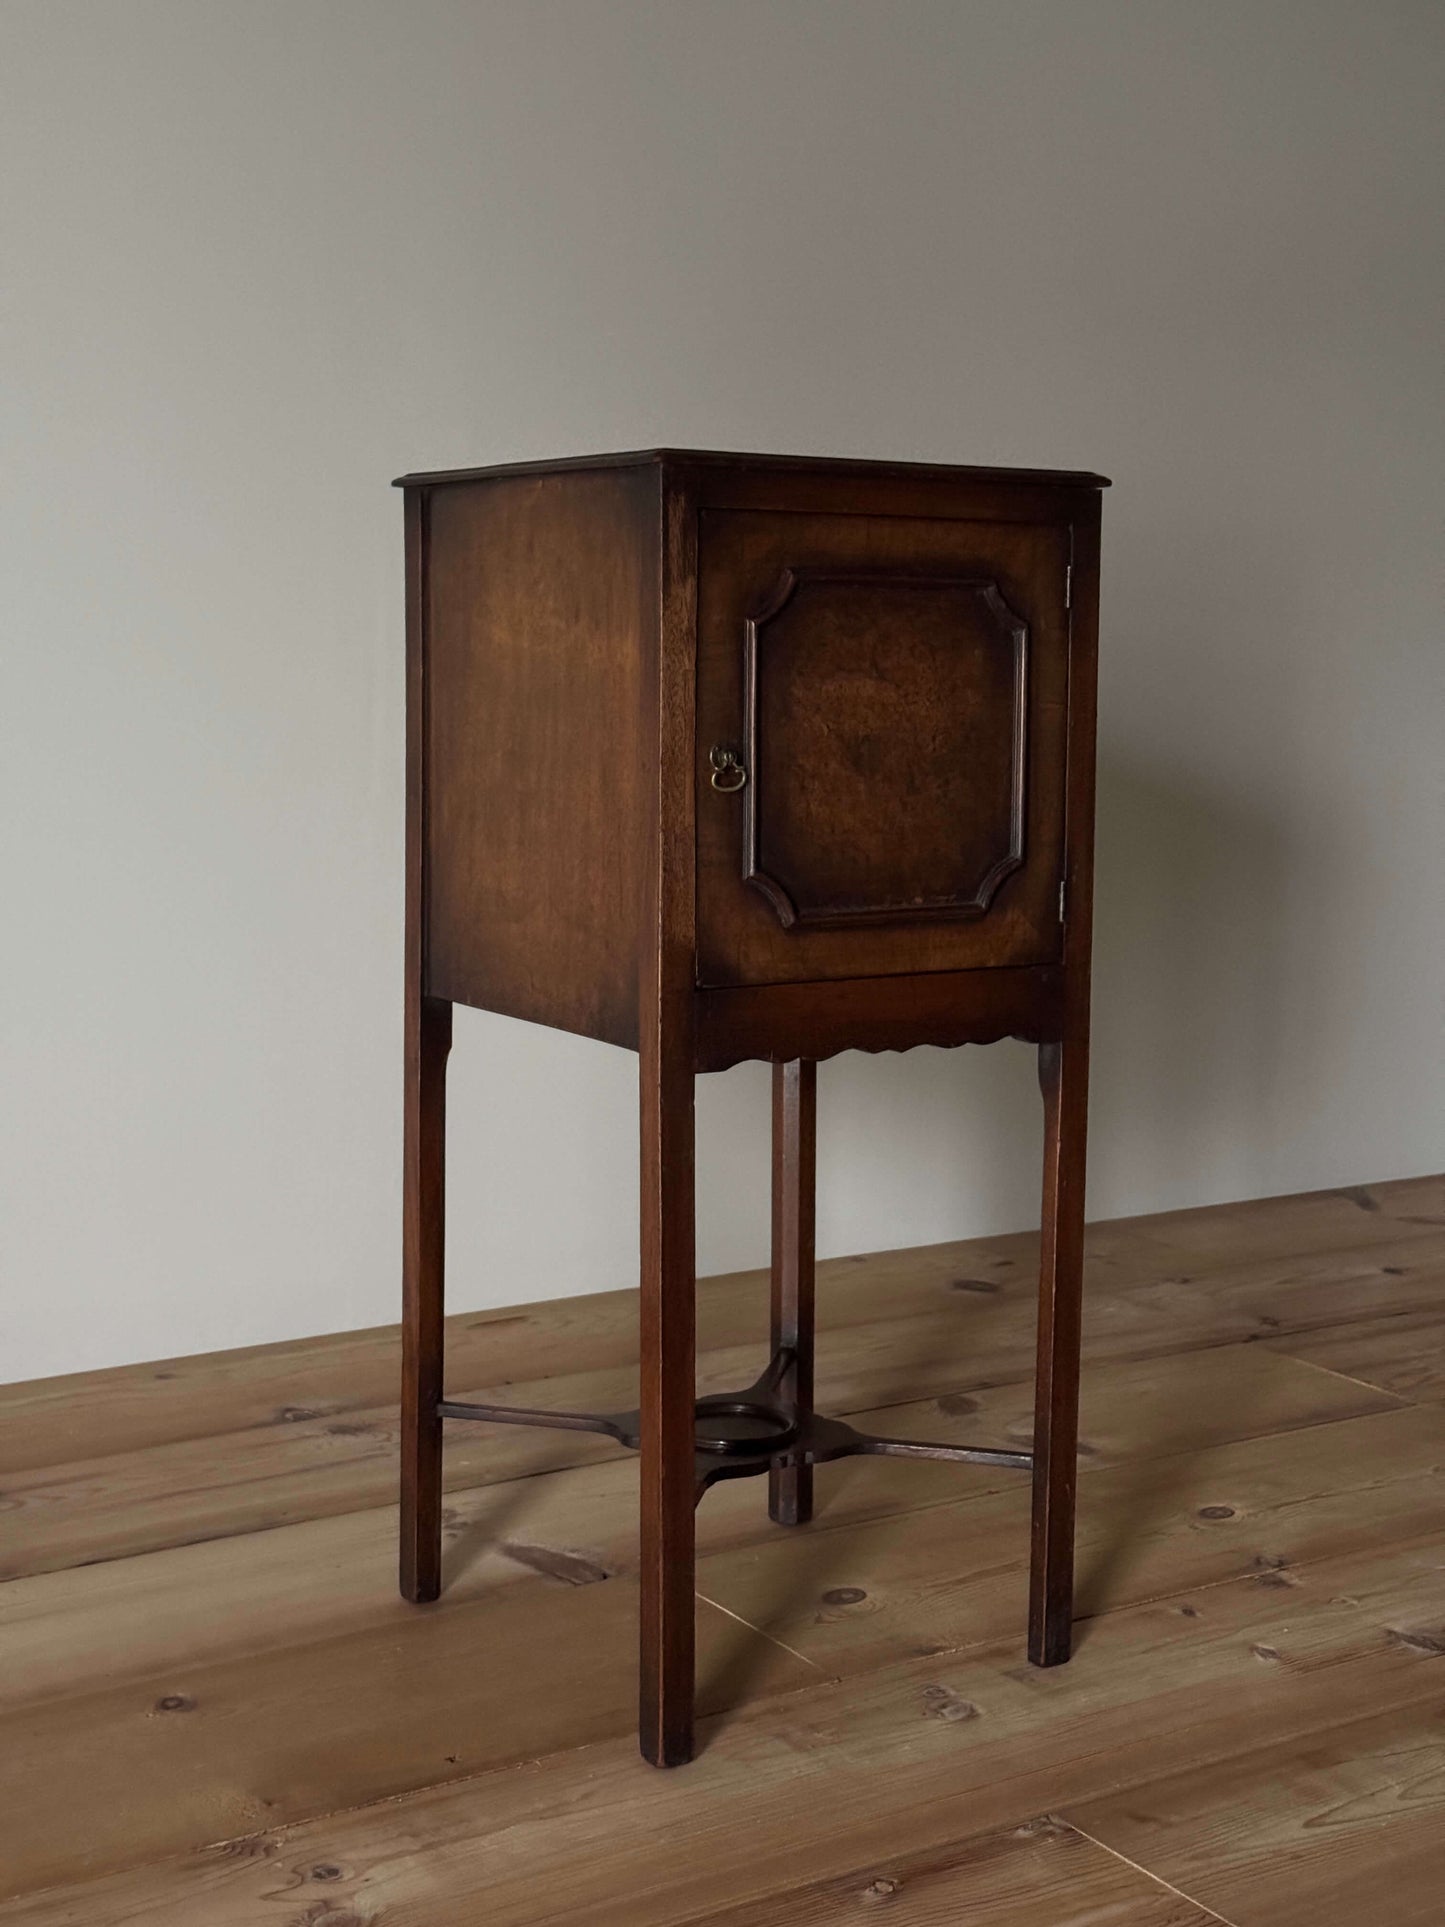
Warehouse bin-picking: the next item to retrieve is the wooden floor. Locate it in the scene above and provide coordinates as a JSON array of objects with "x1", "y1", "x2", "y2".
[{"x1": 2, "y1": 1175, "x2": 1443, "y2": 1924}]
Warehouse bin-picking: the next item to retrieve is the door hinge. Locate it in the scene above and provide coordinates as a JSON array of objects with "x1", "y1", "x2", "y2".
[
  {"x1": 1064, "y1": 563, "x2": 1073, "y2": 611},
  {"x1": 1058, "y1": 877, "x2": 1067, "y2": 923}
]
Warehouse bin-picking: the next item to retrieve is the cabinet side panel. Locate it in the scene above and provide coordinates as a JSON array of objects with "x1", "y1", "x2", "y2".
[{"x1": 421, "y1": 468, "x2": 655, "y2": 1048}]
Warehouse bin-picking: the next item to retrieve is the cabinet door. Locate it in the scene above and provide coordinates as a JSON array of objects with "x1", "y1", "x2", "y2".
[{"x1": 695, "y1": 508, "x2": 1073, "y2": 988}]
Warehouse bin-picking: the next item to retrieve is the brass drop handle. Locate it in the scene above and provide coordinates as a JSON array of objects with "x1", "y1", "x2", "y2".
[{"x1": 709, "y1": 745, "x2": 748, "y2": 793}]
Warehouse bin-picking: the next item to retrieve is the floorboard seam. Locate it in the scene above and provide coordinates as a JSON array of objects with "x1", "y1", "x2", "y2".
[
  {"x1": 7, "y1": 1582, "x2": 1439, "y2": 1919},
  {"x1": 695, "y1": 1589, "x2": 833, "y2": 1674},
  {"x1": 1071, "y1": 1505, "x2": 1445, "y2": 1631},
  {"x1": 1260, "y1": 1347, "x2": 1419, "y2": 1405},
  {"x1": 1060, "y1": 1818, "x2": 1244, "y2": 1925}
]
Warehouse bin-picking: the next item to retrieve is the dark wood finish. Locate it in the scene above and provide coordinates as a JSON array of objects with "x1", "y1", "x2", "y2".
[
  {"x1": 400, "y1": 493, "x2": 451, "y2": 1603},
  {"x1": 400, "y1": 995, "x2": 450, "y2": 1602},
  {"x1": 396, "y1": 447, "x2": 1110, "y2": 493},
  {"x1": 421, "y1": 468, "x2": 657, "y2": 1049},
  {"x1": 1029, "y1": 505, "x2": 1099, "y2": 1665},
  {"x1": 395, "y1": 448, "x2": 1106, "y2": 1766},
  {"x1": 1029, "y1": 1039, "x2": 1086, "y2": 1662},
  {"x1": 742, "y1": 571, "x2": 1028, "y2": 930},
  {"x1": 769, "y1": 1061, "x2": 817, "y2": 1526},
  {"x1": 437, "y1": 1343, "x2": 1034, "y2": 1487},
  {"x1": 696, "y1": 507, "x2": 1071, "y2": 988},
  {"x1": 636, "y1": 473, "x2": 701, "y2": 1767},
  {"x1": 694, "y1": 965, "x2": 1063, "y2": 1072},
  {"x1": 637, "y1": 1006, "x2": 696, "y2": 1766}
]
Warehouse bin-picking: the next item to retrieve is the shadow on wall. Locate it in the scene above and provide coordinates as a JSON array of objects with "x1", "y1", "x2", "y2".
[
  {"x1": 1089, "y1": 753, "x2": 1296, "y2": 1216},
  {"x1": 449, "y1": 749, "x2": 1311, "y2": 1310},
  {"x1": 704, "y1": 750, "x2": 1302, "y2": 1266},
  {"x1": 707, "y1": 752, "x2": 1301, "y2": 1270}
]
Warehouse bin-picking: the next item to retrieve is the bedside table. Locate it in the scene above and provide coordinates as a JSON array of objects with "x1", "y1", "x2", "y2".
[{"x1": 395, "y1": 448, "x2": 1106, "y2": 1767}]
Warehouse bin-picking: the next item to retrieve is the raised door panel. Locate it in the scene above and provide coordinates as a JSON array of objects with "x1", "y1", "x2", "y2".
[{"x1": 696, "y1": 508, "x2": 1072, "y2": 989}]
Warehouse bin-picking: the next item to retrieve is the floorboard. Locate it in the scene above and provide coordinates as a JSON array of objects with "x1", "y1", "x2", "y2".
[
  {"x1": 1069, "y1": 1694, "x2": 1445, "y2": 1926},
  {"x1": 1264, "y1": 1311, "x2": 1445, "y2": 1404},
  {"x1": 0, "y1": 1172, "x2": 1440, "y2": 1924},
  {"x1": 677, "y1": 1819, "x2": 1229, "y2": 1925}
]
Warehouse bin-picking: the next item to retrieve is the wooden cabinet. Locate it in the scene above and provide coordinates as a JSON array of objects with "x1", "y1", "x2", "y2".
[{"x1": 397, "y1": 449, "x2": 1107, "y2": 1766}]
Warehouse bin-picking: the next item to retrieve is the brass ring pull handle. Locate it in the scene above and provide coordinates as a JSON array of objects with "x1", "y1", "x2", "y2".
[{"x1": 709, "y1": 745, "x2": 748, "y2": 794}]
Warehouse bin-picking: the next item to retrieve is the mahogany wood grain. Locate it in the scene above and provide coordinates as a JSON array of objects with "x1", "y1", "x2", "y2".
[
  {"x1": 768, "y1": 1060, "x2": 817, "y2": 1526},
  {"x1": 399, "y1": 994, "x2": 450, "y2": 1603},
  {"x1": 421, "y1": 468, "x2": 656, "y2": 1048},
  {"x1": 636, "y1": 471, "x2": 703, "y2": 1766},
  {"x1": 397, "y1": 447, "x2": 1109, "y2": 503},
  {"x1": 637, "y1": 1006, "x2": 698, "y2": 1767},
  {"x1": 695, "y1": 508, "x2": 1070, "y2": 988},
  {"x1": 1028, "y1": 494, "x2": 1099, "y2": 1665},
  {"x1": 395, "y1": 449, "x2": 1107, "y2": 1766},
  {"x1": 400, "y1": 484, "x2": 451, "y2": 1604},
  {"x1": 741, "y1": 571, "x2": 1028, "y2": 928},
  {"x1": 693, "y1": 964, "x2": 1062, "y2": 1071},
  {"x1": 1029, "y1": 1038, "x2": 1089, "y2": 1665}
]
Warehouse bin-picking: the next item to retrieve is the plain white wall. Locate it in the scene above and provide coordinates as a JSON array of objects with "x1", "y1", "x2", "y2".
[{"x1": 2, "y1": 1, "x2": 1442, "y2": 1383}]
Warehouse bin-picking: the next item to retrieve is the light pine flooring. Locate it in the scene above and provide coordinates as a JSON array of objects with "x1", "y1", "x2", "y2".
[{"x1": 1, "y1": 1174, "x2": 1443, "y2": 1923}]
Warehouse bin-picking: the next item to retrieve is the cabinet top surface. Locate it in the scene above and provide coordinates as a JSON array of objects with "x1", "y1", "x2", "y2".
[{"x1": 392, "y1": 447, "x2": 1111, "y2": 491}]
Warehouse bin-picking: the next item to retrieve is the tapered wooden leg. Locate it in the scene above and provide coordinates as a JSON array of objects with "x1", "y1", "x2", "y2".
[
  {"x1": 638, "y1": 1008, "x2": 697, "y2": 1767},
  {"x1": 769, "y1": 1059, "x2": 817, "y2": 1526},
  {"x1": 400, "y1": 993, "x2": 452, "y2": 1603},
  {"x1": 1029, "y1": 1034, "x2": 1089, "y2": 1665}
]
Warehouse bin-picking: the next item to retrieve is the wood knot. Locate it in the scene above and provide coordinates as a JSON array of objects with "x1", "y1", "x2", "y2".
[
  {"x1": 863, "y1": 1875, "x2": 900, "y2": 1900},
  {"x1": 154, "y1": 1694, "x2": 195, "y2": 1713},
  {"x1": 310, "y1": 1865, "x2": 343, "y2": 1882},
  {"x1": 948, "y1": 1277, "x2": 1000, "y2": 1294},
  {"x1": 499, "y1": 1543, "x2": 610, "y2": 1586},
  {"x1": 1387, "y1": 1627, "x2": 1445, "y2": 1657},
  {"x1": 1015, "y1": 1815, "x2": 1068, "y2": 1839},
  {"x1": 1251, "y1": 1552, "x2": 1296, "y2": 1587},
  {"x1": 921, "y1": 1684, "x2": 979, "y2": 1722},
  {"x1": 1251, "y1": 1643, "x2": 1281, "y2": 1663},
  {"x1": 214, "y1": 1835, "x2": 275, "y2": 1862},
  {"x1": 935, "y1": 1393, "x2": 978, "y2": 1417},
  {"x1": 1198, "y1": 1504, "x2": 1235, "y2": 1520},
  {"x1": 822, "y1": 1586, "x2": 867, "y2": 1606}
]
